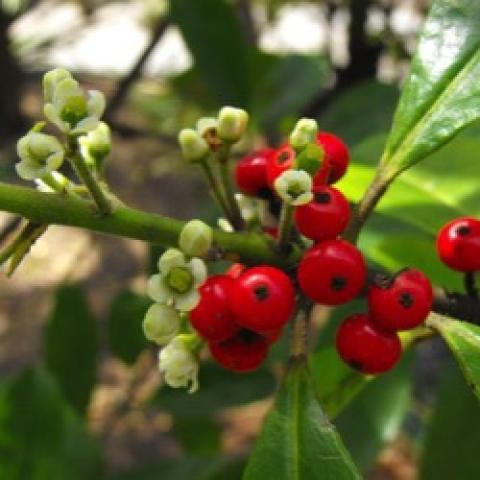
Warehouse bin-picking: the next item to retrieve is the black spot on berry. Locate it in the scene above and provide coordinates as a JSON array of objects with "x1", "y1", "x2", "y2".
[
  {"x1": 314, "y1": 192, "x2": 331, "y2": 204},
  {"x1": 278, "y1": 151, "x2": 290, "y2": 164},
  {"x1": 457, "y1": 225, "x2": 471, "y2": 236},
  {"x1": 254, "y1": 284, "x2": 270, "y2": 301},
  {"x1": 347, "y1": 359, "x2": 363, "y2": 372},
  {"x1": 331, "y1": 276, "x2": 347, "y2": 291},
  {"x1": 399, "y1": 292, "x2": 414, "y2": 309},
  {"x1": 238, "y1": 329, "x2": 261, "y2": 344}
]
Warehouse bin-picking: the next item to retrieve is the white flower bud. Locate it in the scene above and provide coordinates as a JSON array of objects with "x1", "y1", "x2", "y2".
[
  {"x1": 179, "y1": 220, "x2": 213, "y2": 257},
  {"x1": 159, "y1": 336, "x2": 199, "y2": 393},
  {"x1": 289, "y1": 118, "x2": 318, "y2": 151},
  {"x1": 217, "y1": 106, "x2": 248, "y2": 143},
  {"x1": 235, "y1": 193, "x2": 257, "y2": 222},
  {"x1": 274, "y1": 169, "x2": 313, "y2": 206},
  {"x1": 178, "y1": 128, "x2": 210, "y2": 162},
  {"x1": 79, "y1": 121, "x2": 111, "y2": 164},
  {"x1": 43, "y1": 70, "x2": 106, "y2": 135},
  {"x1": 16, "y1": 132, "x2": 65, "y2": 180},
  {"x1": 143, "y1": 303, "x2": 181, "y2": 346},
  {"x1": 196, "y1": 117, "x2": 218, "y2": 136}
]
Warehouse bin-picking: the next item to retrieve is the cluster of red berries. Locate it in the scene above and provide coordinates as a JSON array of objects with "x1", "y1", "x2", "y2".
[
  {"x1": 437, "y1": 217, "x2": 480, "y2": 272},
  {"x1": 336, "y1": 268, "x2": 433, "y2": 374},
  {"x1": 190, "y1": 265, "x2": 295, "y2": 372}
]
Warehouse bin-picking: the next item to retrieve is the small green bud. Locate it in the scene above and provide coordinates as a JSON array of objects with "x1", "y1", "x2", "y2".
[
  {"x1": 274, "y1": 169, "x2": 313, "y2": 206},
  {"x1": 178, "y1": 128, "x2": 210, "y2": 162},
  {"x1": 179, "y1": 220, "x2": 213, "y2": 257},
  {"x1": 289, "y1": 118, "x2": 318, "y2": 151},
  {"x1": 43, "y1": 68, "x2": 72, "y2": 103},
  {"x1": 166, "y1": 267, "x2": 194, "y2": 294},
  {"x1": 196, "y1": 117, "x2": 218, "y2": 136},
  {"x1": 143, "y1": 303, "x2": 181, "y2": 346},
  {"x1": 217, "y1": 106, "x2": 248, "y2": 143},
  {"x1": 79, "y1": 121, "x2": 111, "y2": 165},
  {"x1": 294, "y1": 143, "x2": 324, "y2": 176}
]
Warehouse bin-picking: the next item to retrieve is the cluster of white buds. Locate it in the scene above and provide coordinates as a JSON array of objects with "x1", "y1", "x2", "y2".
[
  {"x1": 143, "y1": 220, "x2": 213, "y2": 393},
  {"x1": 178, "y1": 106, "x2": 249, "y2": 162},
  {"x1": 274, "y1": 169, "x2": 313, "y2": 206}
]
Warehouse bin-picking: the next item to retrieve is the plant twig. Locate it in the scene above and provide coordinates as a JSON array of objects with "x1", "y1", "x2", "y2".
[
  {"x1": 199, "y1": 159, "x2": 232, "y2": 222},
  {"x1": 277, "y1": 204, "x2": 294, "y2": 252},
  {"x1": 464, "y1": 272, "x2": 478, "y2": 300}
]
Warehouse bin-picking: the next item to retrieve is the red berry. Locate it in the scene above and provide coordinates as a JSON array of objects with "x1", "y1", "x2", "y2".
[
  {"x1": 336, "y1": 314, "x2": 402, "y2": 374},
  {"x1": 437, "y1": 217, "x2": 480, "y2": 272},
  {"x1": 231, "y1": 266, "x2": 296, "y2": 333},
  {"x1": 262, "y1": 226, "x2": 279, "y2": 238},
  {"x1": 263, "y1": 328, "x2": 283, "y2": 345},
  {"x1": 225, "y1": 263, "x2": 246, "y2": 279},
  {"x1": 313, "y1": 132, "x2": 349, "y2": 185},
  {"x1": 297, "y1": 239, "x2": 366, "y2": 305},
  {"x1": 209, "y1": 329, "x2": 269, "y2": 372},
  {"x1": 189, "y1": 275, "x2": 240, "y2": 342},
  {"x1": 235, "y1": 148, "x2": 274, "y2": 198},
  {"x1": 266, "y1": 143, "x2": 295, "y2": 189},
  {"x1": 294, "y1": 185, "x2": 350, "y2": 241},
  {"x1": 368, "y1": 269, "x2": 433, "y2": 331}
]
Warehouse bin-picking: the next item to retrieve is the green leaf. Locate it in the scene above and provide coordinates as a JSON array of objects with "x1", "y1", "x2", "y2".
[
  {"x1": 381, "y1": 0, "x2": 480, "y2": 176},
  {"x1": 335, "y1": 354, "x2": 413, "y2": 471},
  {"x1": 420, "y1": 364, "x2": 480, "y2": 480},
  {"x1": 174, "y1": 417, "x2": 221, "y2": 455},
  {"x1": 108, "y1": 290, "x2": 150, "y2": 365},
  {"x1": 427, "y1": 313, "x2": 480, "y2": 400},
  {"x1": 243, "y1": 362, "x2": 361, "y2": 480},
  {"x1": 44, "y1": 286, "x2": 97, "y2": 415},
  {"x1": 0, "y1": 368, "x2": 102, "y2": 479},
  {"x1": 155, "y1": 362, "x2": 275, "y2": 417},
  {"x1": 169, "y1": 0, "x2": 251, "y2": 107}
]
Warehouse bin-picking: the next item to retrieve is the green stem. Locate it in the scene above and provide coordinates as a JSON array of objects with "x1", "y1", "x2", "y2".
[
  {"x1": 0, "y1": 182, "x2": 301, "y2": 268},
  {"x1": 199, "y1": 159, "x2": 232, "y2": 221},
  {"x1": 277, "y1": 203, "x2": 294, "y2": 252},
  {"x1": 66, "y1": 139, "x2": 113, "y2": 215},
  {"x1": 217, "y1": 146, "x2": 245, "y2": 231}
]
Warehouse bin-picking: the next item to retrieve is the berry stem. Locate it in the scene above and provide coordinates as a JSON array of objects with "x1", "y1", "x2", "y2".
[
  {"x1": 217, "y1": 146, "x2": 245, "y2": 231},
  {"x1": 199, "y1": 158, "x2": 232, "y2": 221},
  {"x1": 277, "y1": 203, "x2": 294, "y2": 252},
  {"x1": 66, "y1": 138, "x2": 113, "y2": 216},
  {"x1": 290, "y1": 297, "x2": 313, "y2": 360},
  {"x1": 464, "y1": 272, "x2": 478, "y2": 300}
]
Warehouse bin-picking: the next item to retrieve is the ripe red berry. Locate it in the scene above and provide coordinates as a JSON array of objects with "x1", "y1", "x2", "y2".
[
  {"x1": 297, "y1": 239, "x2": 366, "y2": 305},
  {"x1": 437, "y1": 217, "x2": 480, "y2": 272},
  {"x1": 262, "y1": 226, "x2": 279, "y2": 239},
  {"x1": 235, "y1": 148, "x2": 274, "y2": 198},
  {"x1": 266, "y1": 143, "x2": 295, "y2": 189},
  {"x1": 189, "y1": 275, "x2": 240, "y2": 342},
  {"x1": 209, "y1": 329, "x2": 269, "y2": 372},
  {"x1": 294, "y1": 185, "x2": 350, "y2": 241},
  {"x1": 263, "y1": 328, "x2": 283, "y2": 345},
  {"x1": 313, "y1": 132, "x2": 349, "y2": 185},
  {"x1": 231, "y1": 266, "x2": 296, "y2": 333},
  {"x1": 336, "y1": 314, "x2": 402, "y2": 374},
  {"x1": 368, "y1": 269, "x2": 433, "y2": 331}
]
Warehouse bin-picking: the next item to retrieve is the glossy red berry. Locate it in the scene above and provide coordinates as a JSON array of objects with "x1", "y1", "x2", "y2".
[
  {"x1": 231, "y1": 266, "x2": 296, "y2": 333},
  {"x1": 437, "y1": 217, "x2": 480, "y2": 272},
  {"x1": 297, "y1": 239, "x2": 366, "y2": 305},
  {"x1": 263, "y1": 328, "x2": 283, "y2": 345},
  {"x1": 266, "y1": 143, "x2": 295, "y2": 189},
  {"x1": 336, "y1": 314, "x2": 402, "y2": 374},
  {"x1": 294, "y1": 185, "x2": 350, "y2": 241},
  {"x1": 235, "y1": 148, "x2": 274, "y2": 198},
  {"x1": 209, "y1": 329, "x2": 269, "y2": 372},
  {"x1": 189, "y1": 275, "x2": 240, "y2": 342},
  {"x1": 313, "y1": 132, "x2": 349, "y2": 185},
  {"x1": 368, "y1": 269, "x2": 433, "y2": 331}
]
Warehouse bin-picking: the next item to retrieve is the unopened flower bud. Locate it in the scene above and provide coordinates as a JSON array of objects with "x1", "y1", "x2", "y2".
[
  {"x1": 179, "y1": 220, "x2": 213, "y2": 257},
  {"x1": 79, "y1": 121, "x2": 111, "y2": 164},
  {"x1": 294, "y1": 143, "x2": 324, "y2": 176},
  {"x1": 196, "y1": 117, "x2": 218, "y2": 136},
  {"x1": 159, "y1": 335, "x2": 199, "y2": 393},
  {"x1": 274, "y1": 169, "x2": 313, "y2": 206},
  {"x1": 217, "y1": 106, "x2": 248, "y2": 143},
  {"x1": 143, "y1": 303, "x2": 181, "y2": 345},
  {"x1": 289, "y1": 118, "x2": 318, "y2": 151},
  {"x1": 178, "y1": 129, "x2": 210, "y2": 162}
]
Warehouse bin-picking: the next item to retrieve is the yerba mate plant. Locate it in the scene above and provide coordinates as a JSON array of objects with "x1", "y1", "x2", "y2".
[{"x1": 2, "y1": 0, "x2": 480, "y2": 478}]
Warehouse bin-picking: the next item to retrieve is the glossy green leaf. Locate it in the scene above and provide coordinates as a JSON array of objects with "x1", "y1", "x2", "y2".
[
  {"x1": 0, "y1": 368, "x2": 102, "y2": 479},
  {"x1": 169, "y1": 0, "x2": 251, "y2": 107},
  {"x1": 381, "y1": 0, "x2": 480, "y2": 176},
  {"x1": 108, "y1": 290, "x2": 150, "y2": 365},
  {"x1": 335, "y1": 354, "x2": 412, "y2": 471},
  {"x1": 44, "y1": 286, "x2": 97, "y2": 415},
  {"x1": 427, "y1": 313, "x2": 480, "y2": 400},
  {"x1": 243, "y1": 362, "x2": 361, "y2": 480},
  {"x1": 420, "y1": 364, "x2": 480, "y2": 480}
]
